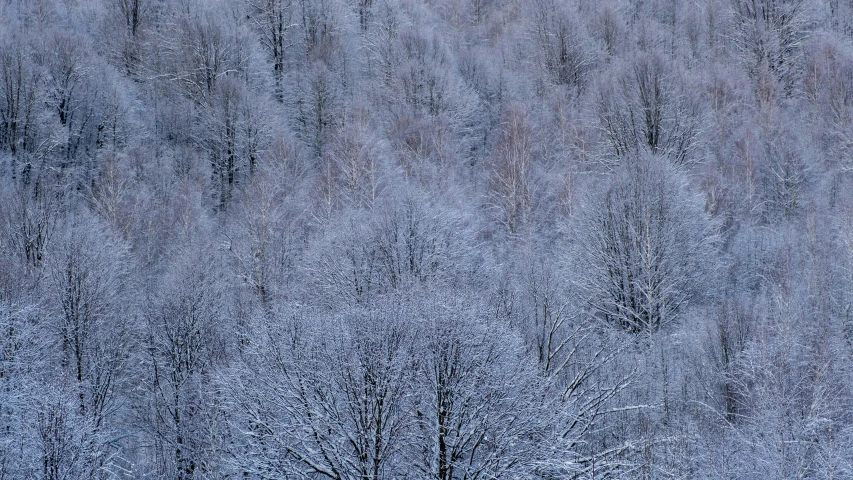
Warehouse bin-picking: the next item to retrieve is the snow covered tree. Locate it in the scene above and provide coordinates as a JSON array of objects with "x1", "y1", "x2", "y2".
[{"x1": 574, "y1": 155, "x2": 719, "y2": 335}]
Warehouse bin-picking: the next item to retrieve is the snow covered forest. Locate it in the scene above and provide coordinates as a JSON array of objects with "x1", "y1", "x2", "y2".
[{"x1": 3, "y1": 0, "x2": 853, "y2": 477}]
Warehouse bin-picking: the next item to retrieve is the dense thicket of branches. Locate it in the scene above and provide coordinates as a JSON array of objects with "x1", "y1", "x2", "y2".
[{"x1": 2, "y1": 0, "x2": 853, "y2": 478}]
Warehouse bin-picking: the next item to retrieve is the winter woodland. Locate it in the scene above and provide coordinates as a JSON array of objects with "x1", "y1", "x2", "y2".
[{"x1": 2, "y1": 0, "x2": 853, "y2": 478}]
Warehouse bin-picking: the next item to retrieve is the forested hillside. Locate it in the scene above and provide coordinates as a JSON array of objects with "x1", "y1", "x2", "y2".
[{"x1": 2, "y1": 0, "x2": 853, "y2": 478}]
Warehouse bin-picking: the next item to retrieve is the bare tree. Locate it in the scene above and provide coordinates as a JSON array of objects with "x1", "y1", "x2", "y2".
[
  {"x1": 47, "y1": 212, "x2": 133, "y2": 431},
  {"x1": 488, "y1": 107, "x2": 535, "y2": 235},
  {"x1": 308, "y1": 192, "x2": 476, "y2": 307},
  {"x1": 531, "y1": 0, "x2": 595, "y2": 91},
  {"x1": 729, "y1": 0, "x2": 815, "y2": 96},
  {"x1": 230, "y1": 301, "x2": 416, "y2": 479},
  {"x1": 0, "y1": 302, "x2": 40, "y2": 479},
  {"x1": 227, "y1": 129, "x2": 309, "y2": 306},
  {"x1": 158, "y1": 0, "x2": 252, "y2": 104},
  {"x1": 196, "y1": 76, "x2": 272, "y2": 210},
  {"x1": 144, "y1": 248, "x2": 230, "y2": 479},
  {"x1": 0, "y1": 29, "x2": 42, "y2": 164},
  {"x1": 99, "y1": 0, "x2": 154, "y2": 76},
  {"x1": 408, "y1": 294, "x2": 554, "y2": 479},
  {"x1": 320, "y1": 106, "x2": 386, "y2": 211},
  {"x1": 0, "y1": 183, "x2": 56, "y2": 274},
  {"x1": 574, "y1": 156, "x2": 719, "y2": 335},
  {"x1": 246, "y1": 0, "x2": 299, "y2": 101},
  {"x1": 596, "y1": 53, "x2": 703, "y2": 166}
]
